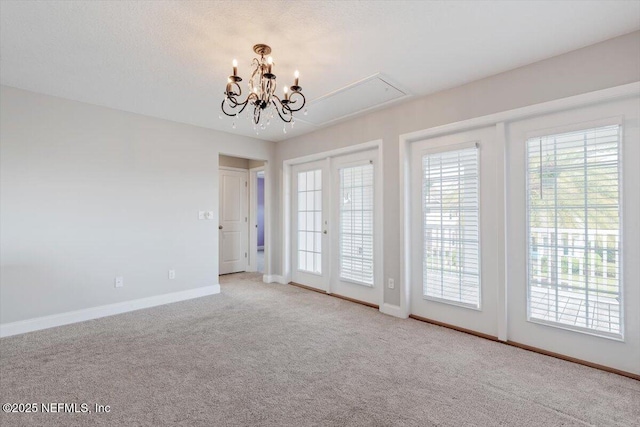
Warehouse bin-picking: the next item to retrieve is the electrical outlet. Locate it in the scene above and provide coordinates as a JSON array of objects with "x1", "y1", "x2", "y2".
[
  {"x1": 388, "y1": 278, "x2": 395, "y2": 289},
  {"x1": 115, "y1": 276, "x2": 124, "y2": 288},
  {"x1": 168, "y1": 269, "x2": 176, "y2": 279}
]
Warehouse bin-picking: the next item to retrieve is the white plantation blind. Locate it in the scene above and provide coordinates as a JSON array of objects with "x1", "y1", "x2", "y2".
[
  {"x1": 339, "y1": 163, "x2": 374, "y2": 285},
  {"x1": 526, "y1": 125, "x2": 621, "y2": 337},
  {"x1": 297, "y1": 169, "x2": 322, "y2": 274},
  {"x1": 422, "y1": 146, "x2": 480, "y2": 307}
]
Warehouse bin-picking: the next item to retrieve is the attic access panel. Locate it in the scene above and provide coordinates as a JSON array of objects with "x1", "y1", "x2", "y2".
[{"x1": 300, "y1": 75, "x2": 407, "y2": 126}]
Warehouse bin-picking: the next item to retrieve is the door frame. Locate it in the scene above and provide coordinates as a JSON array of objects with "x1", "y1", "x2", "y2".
[{"x1": 282, "y1": 140, "x2": 384, "y2": 309}]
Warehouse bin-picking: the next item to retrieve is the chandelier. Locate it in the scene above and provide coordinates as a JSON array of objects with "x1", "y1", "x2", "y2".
[{"x1": 220, "y1": 44, "x2": 306, "y2": 134}]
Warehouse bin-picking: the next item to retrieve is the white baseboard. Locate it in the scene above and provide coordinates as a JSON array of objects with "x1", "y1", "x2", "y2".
[
  {"x1": 379, "y1": 303, "x2": 407, "y2": 319},
  {"x1": 263, "y1": 274, "x2": 287, "y2": 284},
  {"x1": 0, "y1": 284, "x2": 220, "y2": 338}
]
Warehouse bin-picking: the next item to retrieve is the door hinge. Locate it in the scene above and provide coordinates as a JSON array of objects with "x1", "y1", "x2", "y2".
[
  {"x1": 245, "y1": 181, "x2": 248, "y2": 187},
  {"x1": 245, "y1": 252, "x2": 247, "y2": 258}
]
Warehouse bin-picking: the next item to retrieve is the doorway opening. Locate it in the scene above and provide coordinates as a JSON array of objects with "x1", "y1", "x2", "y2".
[{"x1": 218, "y1": 154, "x2": 268, "y2": 278}]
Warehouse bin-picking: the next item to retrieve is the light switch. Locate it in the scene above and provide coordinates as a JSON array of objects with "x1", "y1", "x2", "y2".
[
  {"x1": 198, "y1": 211, "x2": 205, "y2": 220},
  {"x1": 115, "y1": 276, "x2": 124, "y2": 288}
]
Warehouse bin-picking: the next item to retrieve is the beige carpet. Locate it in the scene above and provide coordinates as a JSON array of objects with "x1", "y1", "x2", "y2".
[{"x1": 1, "y1": 272, "x2": 638, "y2": 426}]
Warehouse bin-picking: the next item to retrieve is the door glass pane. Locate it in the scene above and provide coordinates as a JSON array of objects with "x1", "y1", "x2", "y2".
[
  {"x1": 526, "y1": 125, "x2": 621, "y2": 337},
  {"x1": 297, "y1": 170, "x2": 322, "y2": 274},
  {"x1": 422, "y1": 147, "x2": 480, "y2": 308},
  {"x1": 339, "y1": 163, "x2": 374, "y2": 285}
]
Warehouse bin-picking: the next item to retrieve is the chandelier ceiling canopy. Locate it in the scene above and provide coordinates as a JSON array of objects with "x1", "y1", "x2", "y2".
[{"x1": 221, "y1": 44, "x2": 306, "y2": 134}]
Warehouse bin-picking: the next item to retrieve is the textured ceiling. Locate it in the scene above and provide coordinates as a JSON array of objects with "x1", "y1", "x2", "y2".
[{"x1": 1, "y1": 1, "x2": 639, "y2": 142}]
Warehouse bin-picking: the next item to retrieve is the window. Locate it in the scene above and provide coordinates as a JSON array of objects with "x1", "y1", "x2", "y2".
[
  {"x1": 526, "y1": 124, "x2": 621, "y2": 336},
  {"x1": 339, "y1": 163, "x2": 374, "y2": 285},
  {"x1": 297, "y1": 170, "x2": 322, "y2": 274},
  {"x1": 422, "y1": 146, "x2": 480, "y2": 308}
]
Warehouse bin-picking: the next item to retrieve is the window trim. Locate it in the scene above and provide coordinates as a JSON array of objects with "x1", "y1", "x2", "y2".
[{"x1": 524, "y1": 119, "x2": 625, "y2": 341}]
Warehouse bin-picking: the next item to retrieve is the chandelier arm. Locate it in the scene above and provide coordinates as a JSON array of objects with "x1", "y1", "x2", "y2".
[
  {"x1": 226, "y1": 94, "x2": 242, "y2": 108},
  {"x1": 286, "y1": 91, "x2": 306, "y2": 112},
  {"x1": 221, "y1": 99, "x2": 240, "y2": 117},
  {"x1": 223, "y1": 91, "x2": 261, "y2": 117},
  {"x1": 240, "y1": 93, "x2": 259, "y2": 114},
  {"x1": 271, "y1": 98, "x2": 293, "y2": 123}
]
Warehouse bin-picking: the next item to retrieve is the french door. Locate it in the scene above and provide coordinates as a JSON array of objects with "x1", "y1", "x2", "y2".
[
  {"x1": 505, "y1": 97, "x2": 640, "y2": 374},
  {"x1": 330, "y1": 150, "x2": 379, "y2": 305},
  {"x1": 410, "y1": 127, "x2": 500, "y2": 337},
  {"x1": 291, "y1": 150, "x2": 380, "y2": 306},
  {"x1": 406, "y1": 97, "x2": 639, "y2": 375}
]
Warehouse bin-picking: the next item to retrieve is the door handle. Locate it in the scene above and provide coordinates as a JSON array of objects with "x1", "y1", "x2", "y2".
[
  {"x1": 323, "y1": 230, "x2": 327, "y2": 234},
  {"x1": 219, "y1": 225, "x2": 223, "y2": 230}
]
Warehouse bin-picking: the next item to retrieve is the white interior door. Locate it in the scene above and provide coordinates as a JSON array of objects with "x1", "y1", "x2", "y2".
[
  {"x1": 219, "y1": 168, "x2": 248, "y2": 275},
  {"x1": 331, "y1": 150, "x2": 380, "y2": 305},
  {"x1": 505, "y1": 97, "x2": 640, "y2": 374},
  {"x1": 410, "y1": 126, "x2": 500, "y2": 337},
  {"x1": 291, "y1": 160, "x2": 329, "y2": 291}
]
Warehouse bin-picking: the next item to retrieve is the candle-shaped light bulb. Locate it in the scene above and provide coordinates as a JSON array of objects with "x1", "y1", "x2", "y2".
[
  {"x1": 284, "y1": 86, "x2": 289, "y2": 100},
  {"x1": 232, "y1": 59, "x2": 238, "y2": 76},
  {"x1": 294, "y1": 70, "x2": 299, "y2": 87},
  {"x1": 267, "y1": 56, "x2": 273, "y2": 73}
]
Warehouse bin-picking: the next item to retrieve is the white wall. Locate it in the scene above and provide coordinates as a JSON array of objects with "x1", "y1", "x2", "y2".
[
  {"x1": 0, "y1": 86, "x2": 274, "y2": 324},
  {"x1": 273, "y1": 31, "x2": 640, "y2": 307}
]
